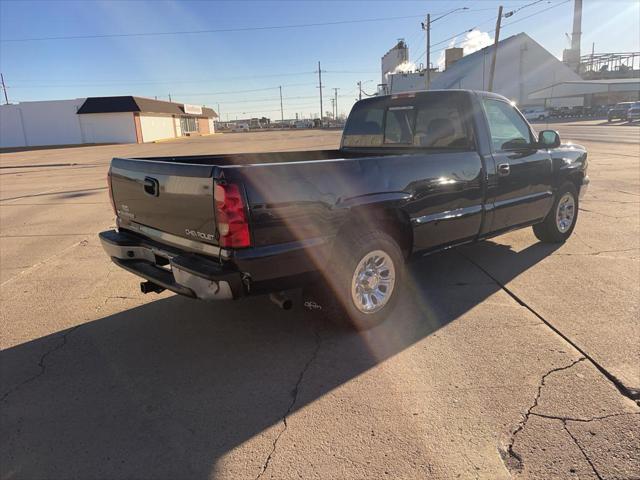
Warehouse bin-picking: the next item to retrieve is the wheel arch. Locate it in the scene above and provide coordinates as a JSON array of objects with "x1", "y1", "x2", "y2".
[{"x1": 335, "y1": 202, "x2": 414, "y2": 259}]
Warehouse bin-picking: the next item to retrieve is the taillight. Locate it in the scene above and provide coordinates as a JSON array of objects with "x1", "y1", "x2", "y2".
[
  {"x1": 107, "y1": 170, "x2": 116, "y2": 214},
  {"x1": 214, "y1": 182, "x2": 250, "y2": 248}
]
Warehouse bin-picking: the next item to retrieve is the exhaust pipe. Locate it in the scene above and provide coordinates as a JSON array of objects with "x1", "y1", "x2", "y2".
[
  {"x1": 270, "y1": 292, "x2": 292, "y2": 310},
  {"x1": 140, "y1": 281, "x2": 165, "y2": 294}
]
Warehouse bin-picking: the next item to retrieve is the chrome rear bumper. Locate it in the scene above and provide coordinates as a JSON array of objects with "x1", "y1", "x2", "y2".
[{"x1": 99, "y1": 230, "x2": 242, "y2": 301}]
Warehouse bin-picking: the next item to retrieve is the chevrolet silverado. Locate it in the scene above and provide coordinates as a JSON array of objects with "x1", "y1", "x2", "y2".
[{"x1": 100, "y1": 90, "x2": 589, "y2": 330}]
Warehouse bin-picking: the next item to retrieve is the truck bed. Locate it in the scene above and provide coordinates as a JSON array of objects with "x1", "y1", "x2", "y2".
[{"x1": 130, "y1": 148, "x2": 379, "y2": 166}]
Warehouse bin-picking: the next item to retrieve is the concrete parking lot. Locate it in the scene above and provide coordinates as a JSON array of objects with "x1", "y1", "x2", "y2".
[{"x1": 1, "y1": 122, "x2": 639, "y2": 479}]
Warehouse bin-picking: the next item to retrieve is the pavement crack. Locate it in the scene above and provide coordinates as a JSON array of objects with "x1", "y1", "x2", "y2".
[
  {"x1": 530, "y1": 411, "x2": 640, "y2": 423},
  {"x1": 460, "y1": 252, "x2": 640, "y2": 402},
  {"x1": 500, "y1": 358, "x2": 586, "y2": 473},
  {"x1": 555, "y1": 247, "x2": 640, "y2": 257},
  {"x1": 0, "y1": 325, "x2": 82, "y2": 404},
  {"x1": 563, "y1": 421, "x2": 604, "y2": 480},
  {"x1": 255, "y1": 326, "x2": 323, "y2": 480},
  {"x1": 579, "y1": 207, "x2": 638, "y2": 219}
]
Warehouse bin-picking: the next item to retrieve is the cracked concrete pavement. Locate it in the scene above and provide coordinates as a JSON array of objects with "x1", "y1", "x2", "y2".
[{"x1": 1, "y1": 122, "x2": 639, "y2": 479}]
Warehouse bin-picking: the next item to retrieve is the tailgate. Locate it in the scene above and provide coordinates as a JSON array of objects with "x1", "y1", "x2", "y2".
[{"x1": 110, "y1": 158, "x2": 218, "y2": 246}]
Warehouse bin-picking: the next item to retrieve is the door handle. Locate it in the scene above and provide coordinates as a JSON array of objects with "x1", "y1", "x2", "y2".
[
  {"x1": 497, "y1": 163, "x2": 510, "y2": 176},
  {"x1": 143, "y1": 177, "x2": 159, "y2": 196}
]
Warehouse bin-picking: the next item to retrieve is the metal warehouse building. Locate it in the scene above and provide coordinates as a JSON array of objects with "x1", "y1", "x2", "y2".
[
  {"x1": 528, "y1": 78, "x2": 640, "y2": 107},
  {"x1": 0, "y1": 96, "x2": 217, "y2": 148},
  {"x1": 428, "y1": 33, "x2": 583, "y2": 107}
]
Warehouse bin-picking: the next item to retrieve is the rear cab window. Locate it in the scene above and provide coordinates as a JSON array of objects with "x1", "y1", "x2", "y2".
[
  {"x1": 384, "y1": 107, "x2": 415, "y2": 144},
  {"x1": 342, "y1": 92, "x2": 475, "y2": 151}
]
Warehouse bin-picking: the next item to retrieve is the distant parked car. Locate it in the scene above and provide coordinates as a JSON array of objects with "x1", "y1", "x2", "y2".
[
  {"x1": 232, "y1": 123, "x2": 250, "y2": 132},
  {"x1": 607, "y1": 102, "x2": 634, "y2": 122},
  {"x1": 626, "y1": 102, "x2": 640, "y2": 122},
  {"x1": 522, "y1": 107, "x2": 550, "y2": 121}
]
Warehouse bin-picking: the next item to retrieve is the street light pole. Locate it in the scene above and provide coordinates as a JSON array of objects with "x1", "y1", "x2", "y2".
[
  {"x1": 317, "y1": 61, "x2": 324, "y2": 125},
  {"x1": 279, "y1": 86, "x2": 284, "y2": 123}
]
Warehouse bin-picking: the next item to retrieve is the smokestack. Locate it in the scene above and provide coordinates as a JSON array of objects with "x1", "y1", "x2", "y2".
[{"x1": 571, "y1": 0, "x2": 582, "y2": 56}]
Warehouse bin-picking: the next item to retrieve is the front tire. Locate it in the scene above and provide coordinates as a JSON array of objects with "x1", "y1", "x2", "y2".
[
  {"x1": 533, "y1": 182, "x2": 579, "y2": 243},
  {"x1": 304, "y1": 230, "x2": 405, "y2": 330}
]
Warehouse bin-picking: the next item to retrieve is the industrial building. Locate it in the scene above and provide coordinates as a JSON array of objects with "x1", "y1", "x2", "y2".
[
  {"x1": 428, "y1": 33, "x2": 584, "y2": 107},
  {"x1": 0, "y1": 96, "x2": 217, "y2": 148},
  {"x1": 528, "y1": 78, "x2": 640, "y2": 108},
  {"x1": 377, "y1": 0, "x2": 639, "y2": 109},
  {"x1": 381, "y1": 40, "x2": 409, "y2": 84},
  {"x1": 379, "y1": 40, "x2": 440, "y2": 94}
]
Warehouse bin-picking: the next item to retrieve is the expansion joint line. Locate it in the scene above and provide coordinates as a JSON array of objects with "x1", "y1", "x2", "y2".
[{"x1": 459, "y1": 251, "x2": 639, "y2": 402}]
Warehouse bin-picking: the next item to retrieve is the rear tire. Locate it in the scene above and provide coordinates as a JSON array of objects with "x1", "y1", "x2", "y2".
[
  {"x1": 533, "y1": 182, "x2": 579, "y2": 243},
  {"x1": 303, "y1": 230, "x2": 405, "y2": 331}
]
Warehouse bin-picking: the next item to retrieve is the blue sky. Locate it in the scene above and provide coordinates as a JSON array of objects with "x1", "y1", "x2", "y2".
[{"x1": 1, "y1": 0, "x2": 638, "y2": 120}]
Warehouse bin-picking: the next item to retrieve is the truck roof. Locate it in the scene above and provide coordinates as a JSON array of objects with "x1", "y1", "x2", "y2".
[{"x1": 357, "y1": 89, "x2": 510, "y2": 104}]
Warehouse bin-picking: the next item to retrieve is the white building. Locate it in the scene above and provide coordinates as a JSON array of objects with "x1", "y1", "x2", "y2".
[
  {"x1": 428, "y1": 33, "x2": 583, "y2": 107},
  {"x1": 528, "y1": 78, "x2": 640, "y2": 108},
  {"x1": 381, "y1": 40, "x2": 409, "y2": 84},
  {"x1": 0, "y1": 96, "x2": 217, "y2": 148}
]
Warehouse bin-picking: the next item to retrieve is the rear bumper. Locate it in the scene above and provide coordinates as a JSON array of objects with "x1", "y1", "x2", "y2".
[{"x1": 99, "y1": 230, "x2": 244, "y2": 301}]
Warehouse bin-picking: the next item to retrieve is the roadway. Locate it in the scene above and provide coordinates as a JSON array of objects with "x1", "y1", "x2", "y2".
[{"x1": 1, "y1": 120, "x2": 639, "y2": 479}]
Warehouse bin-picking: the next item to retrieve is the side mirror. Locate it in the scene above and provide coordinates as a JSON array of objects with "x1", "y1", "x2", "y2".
[{"x1": 538, "y1": 130, "x2": 561, "y2": 148}]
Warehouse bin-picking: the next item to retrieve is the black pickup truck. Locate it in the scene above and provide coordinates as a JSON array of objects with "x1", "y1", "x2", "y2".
[{"x1": 100, "y1": 90, "x2": 589, "y2": 330}]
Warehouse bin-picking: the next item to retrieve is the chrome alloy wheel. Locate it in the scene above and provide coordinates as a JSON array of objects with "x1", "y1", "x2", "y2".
[
  {"x1": 556, "y1": 192, "x2": 576, "y2": 233},
  {"x1": 350, "y1": 249, "x2": 396, "y2": 314}
]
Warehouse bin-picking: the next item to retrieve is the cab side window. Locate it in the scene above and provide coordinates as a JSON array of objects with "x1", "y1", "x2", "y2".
[{"x1": 482, "y1": 98, "x2": 532, "y2": 151}]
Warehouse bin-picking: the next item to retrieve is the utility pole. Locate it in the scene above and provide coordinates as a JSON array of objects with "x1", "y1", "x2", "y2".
[
  {"x1": 317, "y1": 61, "x2": 323, "y2": 125},
  {"x1": 330, "y1": 98, "x2": 335, "y2": 119},
  {"x1": 357, "y1": 81, "x2": 362, "y2": 101},
  {"x1": 425, "y1": 14, "x2": 431, "y2": 89},
  {"x1": 1, "y1": 73, "x2": 9, "y2": 104},
  {"x1": 487, "y1": 5, "x2": 503, "y2": 92},
  {"x1": 333, "y1": 88, "x2": 339, "y2": 120},
  {"x1": 422, "y1": 8, "x2": 468, "y2": 90},
  {"x1": 168, "y1": 93, "x2": 172, "y2": 102},
  {"x1": 279, "y1": 86, "x2": 284, "y2": 123}
]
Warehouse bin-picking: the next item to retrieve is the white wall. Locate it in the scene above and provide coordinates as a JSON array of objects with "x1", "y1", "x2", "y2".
[
  {"x1": 429, "y1": 33, "x2": 583, "y2": 107},
  {"x1": 0, "y1": 99, "x2": 139, "y2": 147},
  {"x1": 1, "y1": 99, "x2": 86, "y2": 148},
  {"x1": 0, "y1": 105, "x2": 26, "y2": 148},
  {"x1": 174, "y1": 116, "x2": 183, "y2": 137},
  {"x1": 79, "y1": 112, "x2": 137, "y2": 144},
  {"x1": 139, "y1": 115, "x2": 176, "y2": 142},
  {"x1": 208, "y1": 118, "x2": 215, "y2": 134}
]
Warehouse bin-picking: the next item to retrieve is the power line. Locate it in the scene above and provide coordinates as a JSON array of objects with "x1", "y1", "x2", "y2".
[
  {"x1": 223, "y1": 103, "x2": 320, "y2": 116},
  {"x1": 0, "y1": 13, "x2": 434, "y2": 43},
  {"x1": 6, "y1": 69, "x2": 379, "y2": 89},
  {"x1": 417, "y1": 0, "x2": 568, "y2": 61},
  {"x1": 501, "y1": 0, "x2": 569, "y2": 28},
  {"x1": 6, "y1": 75, "x2": 317, "y2": 89}
]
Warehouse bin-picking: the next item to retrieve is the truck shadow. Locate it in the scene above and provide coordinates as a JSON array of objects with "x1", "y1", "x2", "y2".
[{"x1": 0, "y1": 239, "x2": 559, "y2": 479}]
